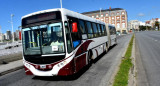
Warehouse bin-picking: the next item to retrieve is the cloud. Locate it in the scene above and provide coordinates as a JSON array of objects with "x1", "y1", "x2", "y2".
[{"x1": 138, "y1": 13, "x2": 145, "y2": 17}]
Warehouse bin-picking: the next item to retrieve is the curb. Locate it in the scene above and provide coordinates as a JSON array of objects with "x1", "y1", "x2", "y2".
[
  {"x1": 128, "y1": 35, "x2": 137, "y2": 86},
  {"x1": 0, "y1": 65, "x2": 24, "y2": 76},
  {"x1": 107, "y1": 34, "x2": 133, "y2": 86}
]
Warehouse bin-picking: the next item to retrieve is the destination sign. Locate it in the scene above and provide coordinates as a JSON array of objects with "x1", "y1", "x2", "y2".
[{"x1": 22, "y1": 11, "x2": 61, "y2": 26}]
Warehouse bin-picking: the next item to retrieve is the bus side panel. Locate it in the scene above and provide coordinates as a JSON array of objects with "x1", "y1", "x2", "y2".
[
  {"x1": 74, "y1": 40, "x2": 93, "y2": 72},
  {"x1": 110, "y1": 35, "x2": 116, "y2": 46},
  {"x1": 58, "y1": 59, "x2": 75, "y2": 76},
  {"x1": 75, "y1": 53, "x2": 86, "y2": 72}
]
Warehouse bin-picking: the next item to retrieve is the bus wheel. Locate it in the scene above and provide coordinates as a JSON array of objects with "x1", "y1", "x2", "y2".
[
  {"x1": 87, "y1": 51, "x2": 92, "y2": 66},
  {"x1": 105, "y1": 43, "x2": 108, "y2": 53}
]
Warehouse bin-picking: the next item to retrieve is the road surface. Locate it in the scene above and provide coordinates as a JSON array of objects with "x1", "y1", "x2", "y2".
[
  {"x1": 0, "y1": 34, "x2": 132, "y2": 86},
  {"x1": 136, "y1": 31, "x2": 160, "y2": 86}
]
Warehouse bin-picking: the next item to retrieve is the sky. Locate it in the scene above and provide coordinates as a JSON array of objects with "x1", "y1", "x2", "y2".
[{"x1": 0, "y1": 0, "x2": 160, "y2": 33}]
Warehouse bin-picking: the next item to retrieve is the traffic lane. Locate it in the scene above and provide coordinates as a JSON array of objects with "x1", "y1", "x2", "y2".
[
  {"x1": 136, "y1": 32, "x2": 160, "y2": 86},
  {"x1": 0, "y1": 34, "x2": 132, "y2": 86},
  {"x1": 141, "y1": 31, "x2": 160, "y2": 42}
]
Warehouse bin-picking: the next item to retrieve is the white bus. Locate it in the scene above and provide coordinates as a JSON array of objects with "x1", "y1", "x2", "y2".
[
  {"x1": 106, "y1": 24, "x2": 117, "y2": 47},
  {"x1": 22, "y1": 8, "x2": 116, "y2": 76}
]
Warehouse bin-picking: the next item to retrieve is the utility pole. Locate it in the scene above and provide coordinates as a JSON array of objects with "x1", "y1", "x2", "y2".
[
  {"x1": 10, "y1": 14, "x2": 14, "y2": 42},
  {"x1": 60, "y1": 0, "x2": 62, "y2": 9},
  {"x1": 0, "y1": 25, "x2": 2, "y2": 42},
  {"x1": 100, "y1": 8, "x2": 102, "y2": 18}
]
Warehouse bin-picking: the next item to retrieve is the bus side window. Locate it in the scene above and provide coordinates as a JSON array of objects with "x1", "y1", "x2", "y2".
[
  {"x1": 86, "y1": 21, "x2": 94, "y2": 39},
  {"x1": 78, "y1": 19, "x2": 87, "y2": 39},
  {"x1": 109, "y1": 26, "x2": 112, "y2": 35},
  {"x1": 92, "y1": 23, "x2": 99, "y2": 37},
  {"x1": 103, "y1": 25, "x2": 107, "y2": 36},
  {"x1": 97, "y1": 24, "x2": 102, "y2": 36},
  {"x1": 100, "y1": 24, "x2": 104, "y2": 36},
  {"x1": 67, "y1": 16, "x2": 81, "y2": 48}
]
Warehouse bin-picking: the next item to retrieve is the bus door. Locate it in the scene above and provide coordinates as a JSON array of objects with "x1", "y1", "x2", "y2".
[{"x1": 67, "y1": 16, "x2": 87, "y2": 72}]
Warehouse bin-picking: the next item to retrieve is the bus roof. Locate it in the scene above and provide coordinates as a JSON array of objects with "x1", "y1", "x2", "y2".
[{"x1": 22, "y1": 8, "x2": 105, "y2": 25}]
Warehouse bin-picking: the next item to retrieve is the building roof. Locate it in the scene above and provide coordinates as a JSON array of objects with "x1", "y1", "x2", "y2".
[{"x1": 82, "y1": 8, "x2": 124, "y2": 14}]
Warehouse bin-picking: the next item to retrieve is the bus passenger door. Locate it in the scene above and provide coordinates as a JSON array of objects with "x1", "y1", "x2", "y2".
[{"x1": 68, "y1": 17, "x2": 86, "y2": 72}]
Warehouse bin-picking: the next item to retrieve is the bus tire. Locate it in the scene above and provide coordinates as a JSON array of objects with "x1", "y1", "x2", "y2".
[
  {"x1": 87, "y1": 51, "x2": 92, "y2": 66},
  {"x1": 105, "y1": 43, "x2": 108, "y2": 53}
]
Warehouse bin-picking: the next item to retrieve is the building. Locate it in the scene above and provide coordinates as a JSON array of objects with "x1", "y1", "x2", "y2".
[
  {"x1": 0, "y1": 33, "x2": 6, "y2": 41},
  {"x1": 128, "y1": 20, "x2": 140, "y2": 32},
  {"x1": 82, "y1": 7, "x2": 128, "y2": 34},
  {"x1": 15, "y1": 30, "x2": 20, "y2": 40},
  {"x1": 128, "y1": 20, "x2": 145, "y2": 32},
  {"x1": 6, "y1": 30, "x2": 12, "y2": 40},
  {"x1": 145, "y1": 18, "x2": 160, "y2": 29},
  {"x1": 0, "y1": 33, "x2": 3, "y2": 41}
]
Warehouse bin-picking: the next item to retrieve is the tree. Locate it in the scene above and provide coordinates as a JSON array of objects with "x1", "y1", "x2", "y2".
[
  {"x1": 139, "y1": 26, "x2": 151, "y2": 31},
  {"x1": 139, "y1": 26, "x2": 146, "y2": 31},
  {"x1": 155, "y1": 21, "x2": 159, "y2": 30}
]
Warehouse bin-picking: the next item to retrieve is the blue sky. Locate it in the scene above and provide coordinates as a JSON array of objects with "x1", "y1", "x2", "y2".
[{"x1": 0, "y1": 0, "x2": 160, "y2": 33}]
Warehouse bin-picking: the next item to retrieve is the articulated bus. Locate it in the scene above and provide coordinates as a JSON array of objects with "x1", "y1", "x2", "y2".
[{"x1": 21, "y1": 8, "x2": 117, "y2": 76}]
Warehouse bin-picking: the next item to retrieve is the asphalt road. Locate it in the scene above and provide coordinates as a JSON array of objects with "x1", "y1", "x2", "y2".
[
  {"x1": 136, "y1": 31, "x2": 160, "y2": 86},
  {"x1": 0, "y1": 34, "x2": 132, "y2": 86}
]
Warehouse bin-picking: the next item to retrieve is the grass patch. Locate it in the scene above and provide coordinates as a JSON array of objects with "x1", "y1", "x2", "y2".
[{"x1": 113, "y1": 35, "x2": 134, "y2": 86}]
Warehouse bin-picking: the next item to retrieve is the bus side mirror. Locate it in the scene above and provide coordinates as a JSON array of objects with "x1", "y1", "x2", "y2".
[{"x1": 72, "y1": 22, "x2": 78, "y2": 33}]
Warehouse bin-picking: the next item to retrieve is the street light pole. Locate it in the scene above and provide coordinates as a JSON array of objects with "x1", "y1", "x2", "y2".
[
  {"x1": 100, "y1": 8, "x2": 102, "y2": 19},
  {"x1": 11, "y1": 14, "x2": 14, "y2": 42},
  {"x1": 0, "y1": 25, "x2": 2, "y2": 42},
  {"x1": 60, "y1": 0, "x2": 62, "y2": 9}
]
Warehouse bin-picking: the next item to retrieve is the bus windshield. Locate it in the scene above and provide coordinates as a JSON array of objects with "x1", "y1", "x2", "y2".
[{"x1": 22, "y1": 22, "x2": 65, "y2": 55}]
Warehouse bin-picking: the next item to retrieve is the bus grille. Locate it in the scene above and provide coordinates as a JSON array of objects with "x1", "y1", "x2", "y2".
[{"x1": 24, "y1": 55, "x2": 65, "y2": 64}]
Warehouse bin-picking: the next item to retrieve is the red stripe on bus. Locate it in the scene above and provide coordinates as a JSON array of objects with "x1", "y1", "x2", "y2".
[
  {"x1": 58, "y1": 58, "x2": 75, "y2": 76},
  {"x1": 24, "y1": 66, "x2": 33, "y2": 75},
  {"x1": 75, "y1": 40, "x2": 93, "y2": 56},
  {"x1": 75, "y1": 53, "x2": 86, "y2": 72}
]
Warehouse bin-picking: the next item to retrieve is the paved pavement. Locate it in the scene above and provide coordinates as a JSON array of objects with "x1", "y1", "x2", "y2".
[
  {"x1": 0, "y1": 34, "x2": 131, "y2": 86},
  {"x1": 0, "y1": 42, "x2": 22, "y2": 56},
  {"x1": 135, "y1": 31, "x2": 160, "y2": 86},
  {"x1": 0, "y1": 60, "x2": 23, "y2": 76}
]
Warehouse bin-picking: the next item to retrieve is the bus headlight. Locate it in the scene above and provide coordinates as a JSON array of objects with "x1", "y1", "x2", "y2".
[
  {"x1": 57, "y1": 60, "x2": 67, "y2": 68},
  {"x1": 35, "y1": 65, "x2": 39, "y2": 69},
  {"x1": 48, "y1": 65, "x2": 53, "y2": 69},
  {"x1": 24, "y1": 62, "x2": 30, "y2": 68}
]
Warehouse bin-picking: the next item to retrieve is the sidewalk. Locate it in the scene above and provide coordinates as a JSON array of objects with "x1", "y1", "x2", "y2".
[{"x1": 0, "y1": 60, "x2": 23, "y2": 76}]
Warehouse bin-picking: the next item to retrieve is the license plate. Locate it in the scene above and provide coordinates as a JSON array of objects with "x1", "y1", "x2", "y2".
[{"x1": 40, "y1": 65, "x2": 46, "y2": 69}]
